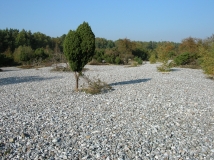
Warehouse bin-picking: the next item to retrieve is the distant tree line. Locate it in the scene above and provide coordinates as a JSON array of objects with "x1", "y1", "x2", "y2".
[
  {"x1": 152, "y1": 35, "x2": 214, "y2": 77},
  {"x1": 93, "y1": 37, "x2": 179, "y2": 65},
  {"x1": 0, "y1": 28, "x2": 180, "y2": 67},
  {"x1": 0, "y1": 28, "x2": 66, "y2": 66}
]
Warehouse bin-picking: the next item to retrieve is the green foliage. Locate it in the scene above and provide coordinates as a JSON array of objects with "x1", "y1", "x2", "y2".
[
  {"x1": 201, "y1": 56, "x2": 214, "y2": 75},
  {"x1": 199, "y1": 44, "x2": 214, "y2": 76},
  {"x1": 174, "y1": 52, "x2": 190, "y2": 65},
  {"x1": 104, "y1": 56, "x2": 114, "y2": 64},
  {"x1": 147, "y1": 41, "x2": 160, "y2": 50},
  {"x1": 84, "y1": 38, "x2": 178, "y2": 65},
  {"x1": 15, "y1": 29, "x2": 28, "y2": 47},
  {"x1": 116, "y1": 38, "x2": 134, "y2": 64},
  {"x1": 32, "y1": 32, "x2": 52, "y2": 50},
  {"x1": 179, "y1": 37, "x2": 199, "y2": 55},
  {"x1": 0, "y1": 28, "x2": 67, "y2": 66},
  {"x1": 93, "y1": 49, "x2": 104, "y2": 62},
  {"x1": 0, "y1": 28, "x2": 19, "y2": 53},
  {"x1": 64, "y1": 30, "x2": 82, "y2": 71},
  {"x1": 13, "y1": 46, "x2": 34, "y2": 64},
  {"x1": 63, "y1": 22, "x2": 95, "y2": 90},
  {"x1": 175, "y1": 37, "x2": 201, "y2": 68},
  {"x1": 156, "y1": 42, "x2": 175, "y2": 63},
  {"x1": 149, "y1": 54, "x2": 156, "y2": 64},
  {"x1": 76, "y1": 22, "x2": 95, "y2": 62},
  {"x1": 0, "y1": 53, "x2": 13, "y2": 67},
  {"x1": 103, "y1": 47, "x2": 119, "y2": 64},
  {"x1": 35, "y1": 48, "x2": 48, "y2": 60},
  {"x1": 95, "y1": 38, "x2": 115, "y2": 50},
  {"x1": 132, "y1": 48, "x2": 148, "y2": 60},
  {"x1": 64, "y1": 22, "x2": 95, "y2": 72},
  {"x1": 134, "y1": 57, "x2": 142, "y2": 65},
  {"x1": 0, "y1": 27, "x2": 181, "y2": 67},
  {"x1": 115, "y1": 56, "x2": 122, "y2": 64}
]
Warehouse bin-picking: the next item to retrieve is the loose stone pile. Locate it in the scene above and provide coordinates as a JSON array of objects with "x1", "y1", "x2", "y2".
[{"x1": 0, "y1": 63, "x2": 214, "y2": 159}]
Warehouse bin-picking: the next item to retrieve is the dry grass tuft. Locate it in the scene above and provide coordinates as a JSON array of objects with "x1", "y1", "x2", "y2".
[{"x1": 81, "y1": 75, "x2": 112, "y2": 94}]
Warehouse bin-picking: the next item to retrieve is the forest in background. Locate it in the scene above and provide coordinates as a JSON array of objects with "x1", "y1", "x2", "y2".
[
  {"x1": 0, "y1": 28, "x2": 179, "y2": 66},
  {"x1": 0, "y1": 28, "x2": 213, "y2": 77}
]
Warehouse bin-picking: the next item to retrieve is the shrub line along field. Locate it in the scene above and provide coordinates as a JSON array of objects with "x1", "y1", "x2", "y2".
[{"x1": 0, "y1": 63, "x2": 214, "y2": 159}]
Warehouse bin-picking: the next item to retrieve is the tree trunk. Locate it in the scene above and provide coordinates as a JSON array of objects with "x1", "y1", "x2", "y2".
[{"x1": 74, "y1": 72, "x2": 79, "y2": 91}]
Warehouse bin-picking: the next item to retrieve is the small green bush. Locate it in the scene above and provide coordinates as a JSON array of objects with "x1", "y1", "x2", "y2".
[
  {"x1": 174, "y1": 52, "x2": 190, "y2": 65},
  {"x1": 97, "y1": 57, "x2": 102, "y2": 63},
  {"x1": 115, "y1": 56, "x2": 122, "y2": 64},
  {"x1": 201, "y1": 55, "x2": 214, "y2": 76},
  {"x1": 199, "y1": 44, "x2": 214, "y2": 76},
  {"x1": 35, "y1": 48, "x2": 48, "y2": 60},
  {"x1": 149, "y1": 54, "x2": 156, "y2": 64},
  {"x1": 13, "y1": 46, "x2": 34, "y2": 64},
  {"x1": 134, "y1": 57, "x2": 142, "y2": 65}
]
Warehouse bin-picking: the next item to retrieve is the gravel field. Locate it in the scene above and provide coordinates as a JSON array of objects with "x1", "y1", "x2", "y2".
[{"x1": 0, "y1": 63, "x2": 214, "y2": 159}]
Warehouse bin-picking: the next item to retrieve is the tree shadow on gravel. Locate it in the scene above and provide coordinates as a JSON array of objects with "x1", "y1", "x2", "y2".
[
  {"x1": 171, "y1": 68, "x2": 181, "y2": 72},
  {"x1": 0, "y1": 76, "x2": 63, "y2": 86},
  {"x1": 110, "y1": 78, "x2": 151, "y2": 86}
]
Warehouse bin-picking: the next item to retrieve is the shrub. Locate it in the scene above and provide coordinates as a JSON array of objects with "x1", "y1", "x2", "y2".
[
  {"x1": 149, "y1": 54, "x2": 156, "y2": 64},
  {"x1": 134, "y1": 57, "x2": 142, "y2": 65},
  {"x1": 63, "y1": 22, "x2": 95, "y2": 91},
  {"x1": 157, "y1": 62, "x2": 171, "y2": 72},
  {"x1": 201, "y1": 54, "x2": 214, "y2": 75},
  {"x1": 81, "y1": 75, "x2": 112, "y2": 94},
  {"x1": 35, "y1": 48, "x2": 48, "y2": 60},
  {"x1": 174, "y1": 52, "x2": 201, "y2": 69},
  {"x1": 200, "y1": 45, "x2": 214, "y2": 76},
  {"x1": 97, "y1": 57, "x2": 102, "y2": 63},
  {"x1": 174, "y1": 52, "x2": 190, "y2": 65},
  {"x1": 0, "y1": 53, "x2": 15, "y2": 67},
  {"x1": 13, "y1": 46, "x2": 34, "y2": 64},
  {"x1": 115, "y1": 56, "x2": 122, "y2": 64}
]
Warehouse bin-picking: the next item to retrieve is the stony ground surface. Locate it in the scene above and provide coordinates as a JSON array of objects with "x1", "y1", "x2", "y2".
[{"x1": 0, "y1": 63, "x2": 214, "y2": 160}]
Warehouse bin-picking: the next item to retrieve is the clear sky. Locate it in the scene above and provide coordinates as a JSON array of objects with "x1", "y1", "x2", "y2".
[{"x1": 0, "y1": 0, "x2": 213, "y2": 42}]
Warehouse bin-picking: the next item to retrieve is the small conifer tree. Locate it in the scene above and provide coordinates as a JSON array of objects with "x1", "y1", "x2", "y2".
[{"x1": 63, "y1": 22, "x2": 95, "y2": 91}]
